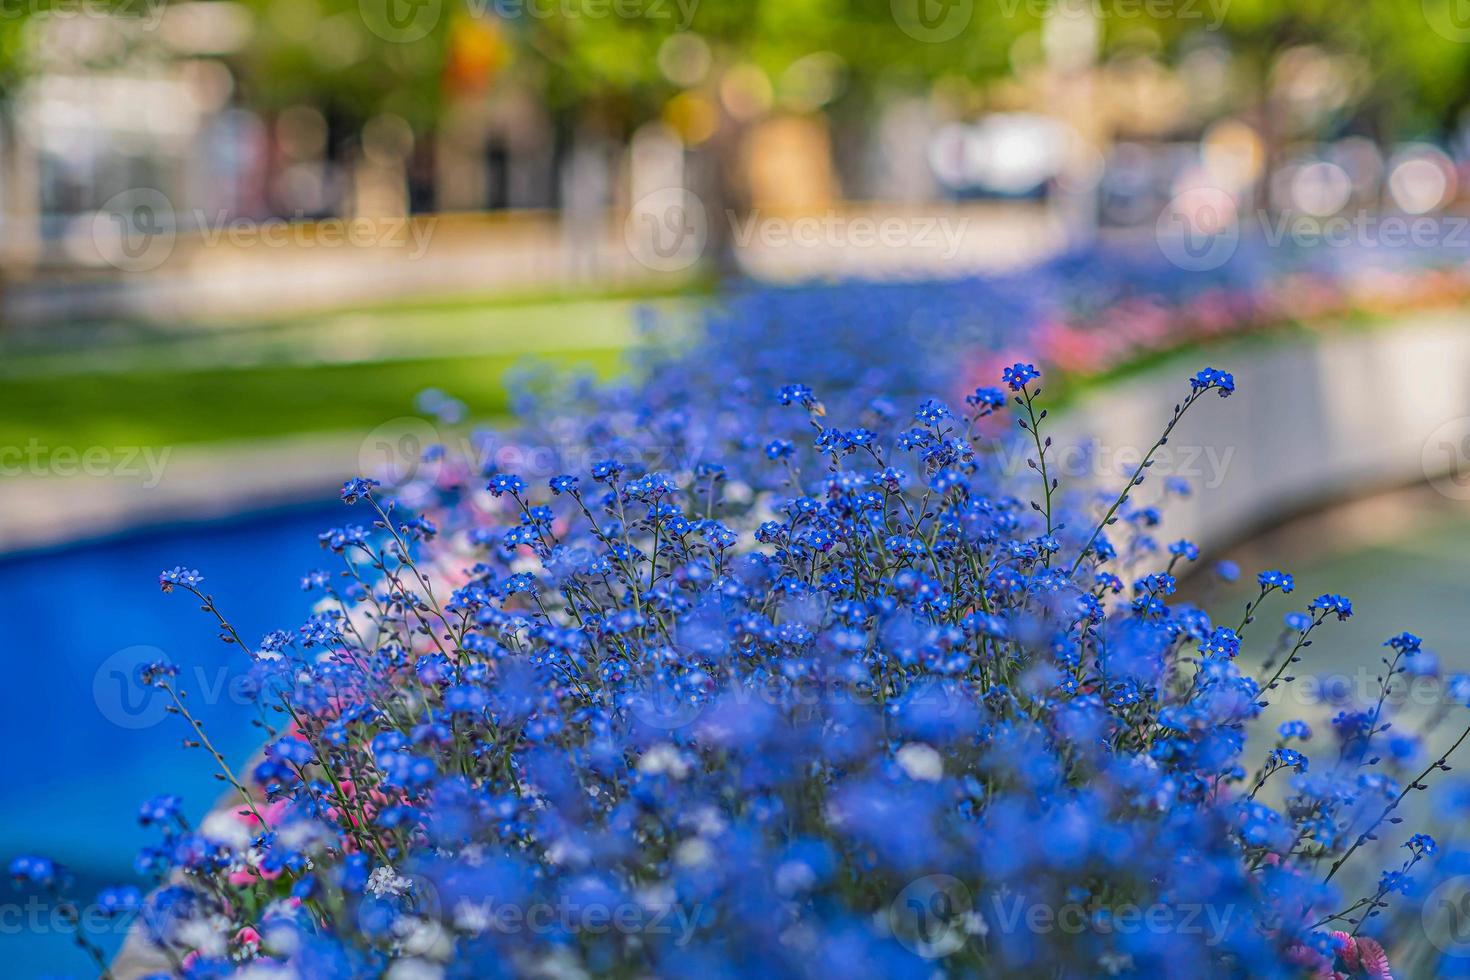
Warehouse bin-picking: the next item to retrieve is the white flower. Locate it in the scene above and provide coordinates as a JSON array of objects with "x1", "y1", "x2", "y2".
[
  {"x1": 385, "y1": 958, "x2": 446, "y2": 980},
  {"x1": 774, "y1": 859, "x2": 817, "y2": 896},
  {"x1": 366, "y1": 865, "x2": 413, "y2": 897},
  {"x1": 637, "y1": 743, "x2": 690, "y2": 780},
  {"x1": 400, "y1": 919, "x2": 453, "y2": 960},
  {"x1": 453, "y1": 899, "x2": 492, "y2": 936},
  {"x1": 233, "y1": 964, "x2": 298, "y2": 980},
  {"x1": 689, "y1": 805, "x2": 727, "y2": 837},
  {"x1": 200, "y1": 810, "x2": 251, "y2": 849},
  {"x1": 523, "y1": 948, "x2": 590, "y2": 980},
  {"x1": 546, "y1": 836, "x2": 591, "y2": 867},
  {"x1": 896, "y1": 743, "x2": 944, "y2": 782},
  {"x1": 675, "y1": 838, "x2": 713, "y2": 868},
  {"x1": 176, "y1": 914, "x2": 230, "y2": 956}
]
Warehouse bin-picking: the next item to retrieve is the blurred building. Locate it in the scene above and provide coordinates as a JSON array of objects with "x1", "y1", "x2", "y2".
[{"x1": 3, "y1": 1, "x2": 1469, "y2": 325}]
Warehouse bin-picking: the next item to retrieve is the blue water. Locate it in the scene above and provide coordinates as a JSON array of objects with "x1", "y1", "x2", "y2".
[{"x1": 0, "y1": 503, "x2": 337, "y2": 976}]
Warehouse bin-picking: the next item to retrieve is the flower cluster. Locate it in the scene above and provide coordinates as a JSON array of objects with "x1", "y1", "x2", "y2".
[{"x1": 15, "y1": 290, "x2": 1470, "y2": 979}]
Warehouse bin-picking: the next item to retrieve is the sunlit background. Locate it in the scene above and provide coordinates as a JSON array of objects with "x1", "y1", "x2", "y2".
[{"x1": 7, "y1": 0, "x2": 1470, "y2": 973}]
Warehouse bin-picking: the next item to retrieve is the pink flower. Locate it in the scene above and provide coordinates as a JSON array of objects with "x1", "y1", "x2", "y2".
[
  {"x1": 1355, "y1": 937, "x2": 1392, "y2": 979},
  {"x1": 1329, "y1": 931, "x2": 1394, "y2": 979},
  {"x1": 228, "y1": 864, "x2": 283, "y2": 886},
  {"x1": 237, "y1": 799, "x2": 289, "y2": 830},
  {"x1": 1284, "y1": 943, "x2": 1340, "y2": 979}
]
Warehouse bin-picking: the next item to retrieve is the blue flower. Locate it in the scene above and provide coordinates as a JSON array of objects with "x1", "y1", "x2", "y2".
[
  {"x1": 1257, "y1": 569, "x2": 1294, "y2": 593},
  {"x1": 138, "y1": 794, "x2": 182, "y2": 826},
  {"x1": 590, "y1": 459, "x2": 624, "y2": 483},
  {"x1": 1190, "y1": 367, "x2": 1236, "y2": 397},
  {"x1": 445, "y1": 684, "x2": 489, "y2": 714},
  {"x1": 8, "y1": 855, "x2": 57, "y2": 886},
  {"x1": 268, "y1": 737, "x2": 315, "y2": 766},
  {"x1": 1385, "y1": 631, "x2": 1423, "y2": 653},
  {"x1": 1270, "y1": 747, "x2": 1308, "y2": 772},
  {"x1": 340, "y1": 477, "x2": 380, "y2": 503},
  {"x1": 1002, "y1": 362, "x2": 1040, "y2": 391},
  {"x1": 966, "y1": 386, "x2": 1006, "y2": 411},
  {"x1": 158, "y1": 567, "x2": 203, "y2": 593},
  {"x1": 914, "y1": 400, "x2": 951, "y2": 426},
  {"x1": 129, "y1": 281, "x2": 1440, "y2": 978},
  {"x1": 778, "y1": 383, "x2": 819, "y2": 409},
  {"x1": 1278, "y1": 720, "x2": 1312, "y2": 741},
  {"x1": 1202, "y1": 627, "x2": 1240, "y2": 658},
  {"x1": 1310, "y1": 593, "x2": 1354, "y2": 620},
  {"x1": 486, "y1": 473, "x2": 528, "y2": 497},
  {"x1": 96, "y1": 885, "x2": 143, "y2": 917}
]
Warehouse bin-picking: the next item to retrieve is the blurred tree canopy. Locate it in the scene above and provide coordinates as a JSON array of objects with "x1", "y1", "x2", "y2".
[
  {"x1": 1216, "y1": 0, "x2": 1470, "y2": 136},
  {"x1": 0, "y1": 0, "x2": 1468, "y2": 141},
  {"x1": 223, "y1": 0, "x2": 1036, "y2": 132},
  {"x1": 225, "y1": 0, "x2": 1470, "y2": 140}
]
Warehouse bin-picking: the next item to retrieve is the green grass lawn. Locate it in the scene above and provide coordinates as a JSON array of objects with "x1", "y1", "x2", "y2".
[
  {"x1": 0, "y1": 348, "x2": 627, "y2": 450},
  {"x1": 0, "y1": 289, "x2": 700, "y2": 451}
]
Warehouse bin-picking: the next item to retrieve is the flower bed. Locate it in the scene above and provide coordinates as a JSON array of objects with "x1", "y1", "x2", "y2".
[
  {"x1": 667, "y1": 241, "x2": 1470, "y2": 409},
  {"x1": 13, "y1": 262, "x2": 1470, "y2": 979}
]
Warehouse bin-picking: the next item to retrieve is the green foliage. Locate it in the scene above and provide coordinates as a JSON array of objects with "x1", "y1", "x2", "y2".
[
  {"x1": 1217, "y1": 0, "x2": 1470, "y2": 133},
  {"x1": 232, "y1": 0, "x2": 450, "y2": 128},
  {"x1": 0, "y1": 347, "x2": 622, "y2": 450}
]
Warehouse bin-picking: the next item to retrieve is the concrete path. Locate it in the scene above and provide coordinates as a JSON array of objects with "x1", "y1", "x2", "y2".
[{"x1": 0, "y1": 433, "x2": 361, "y2": 555}]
